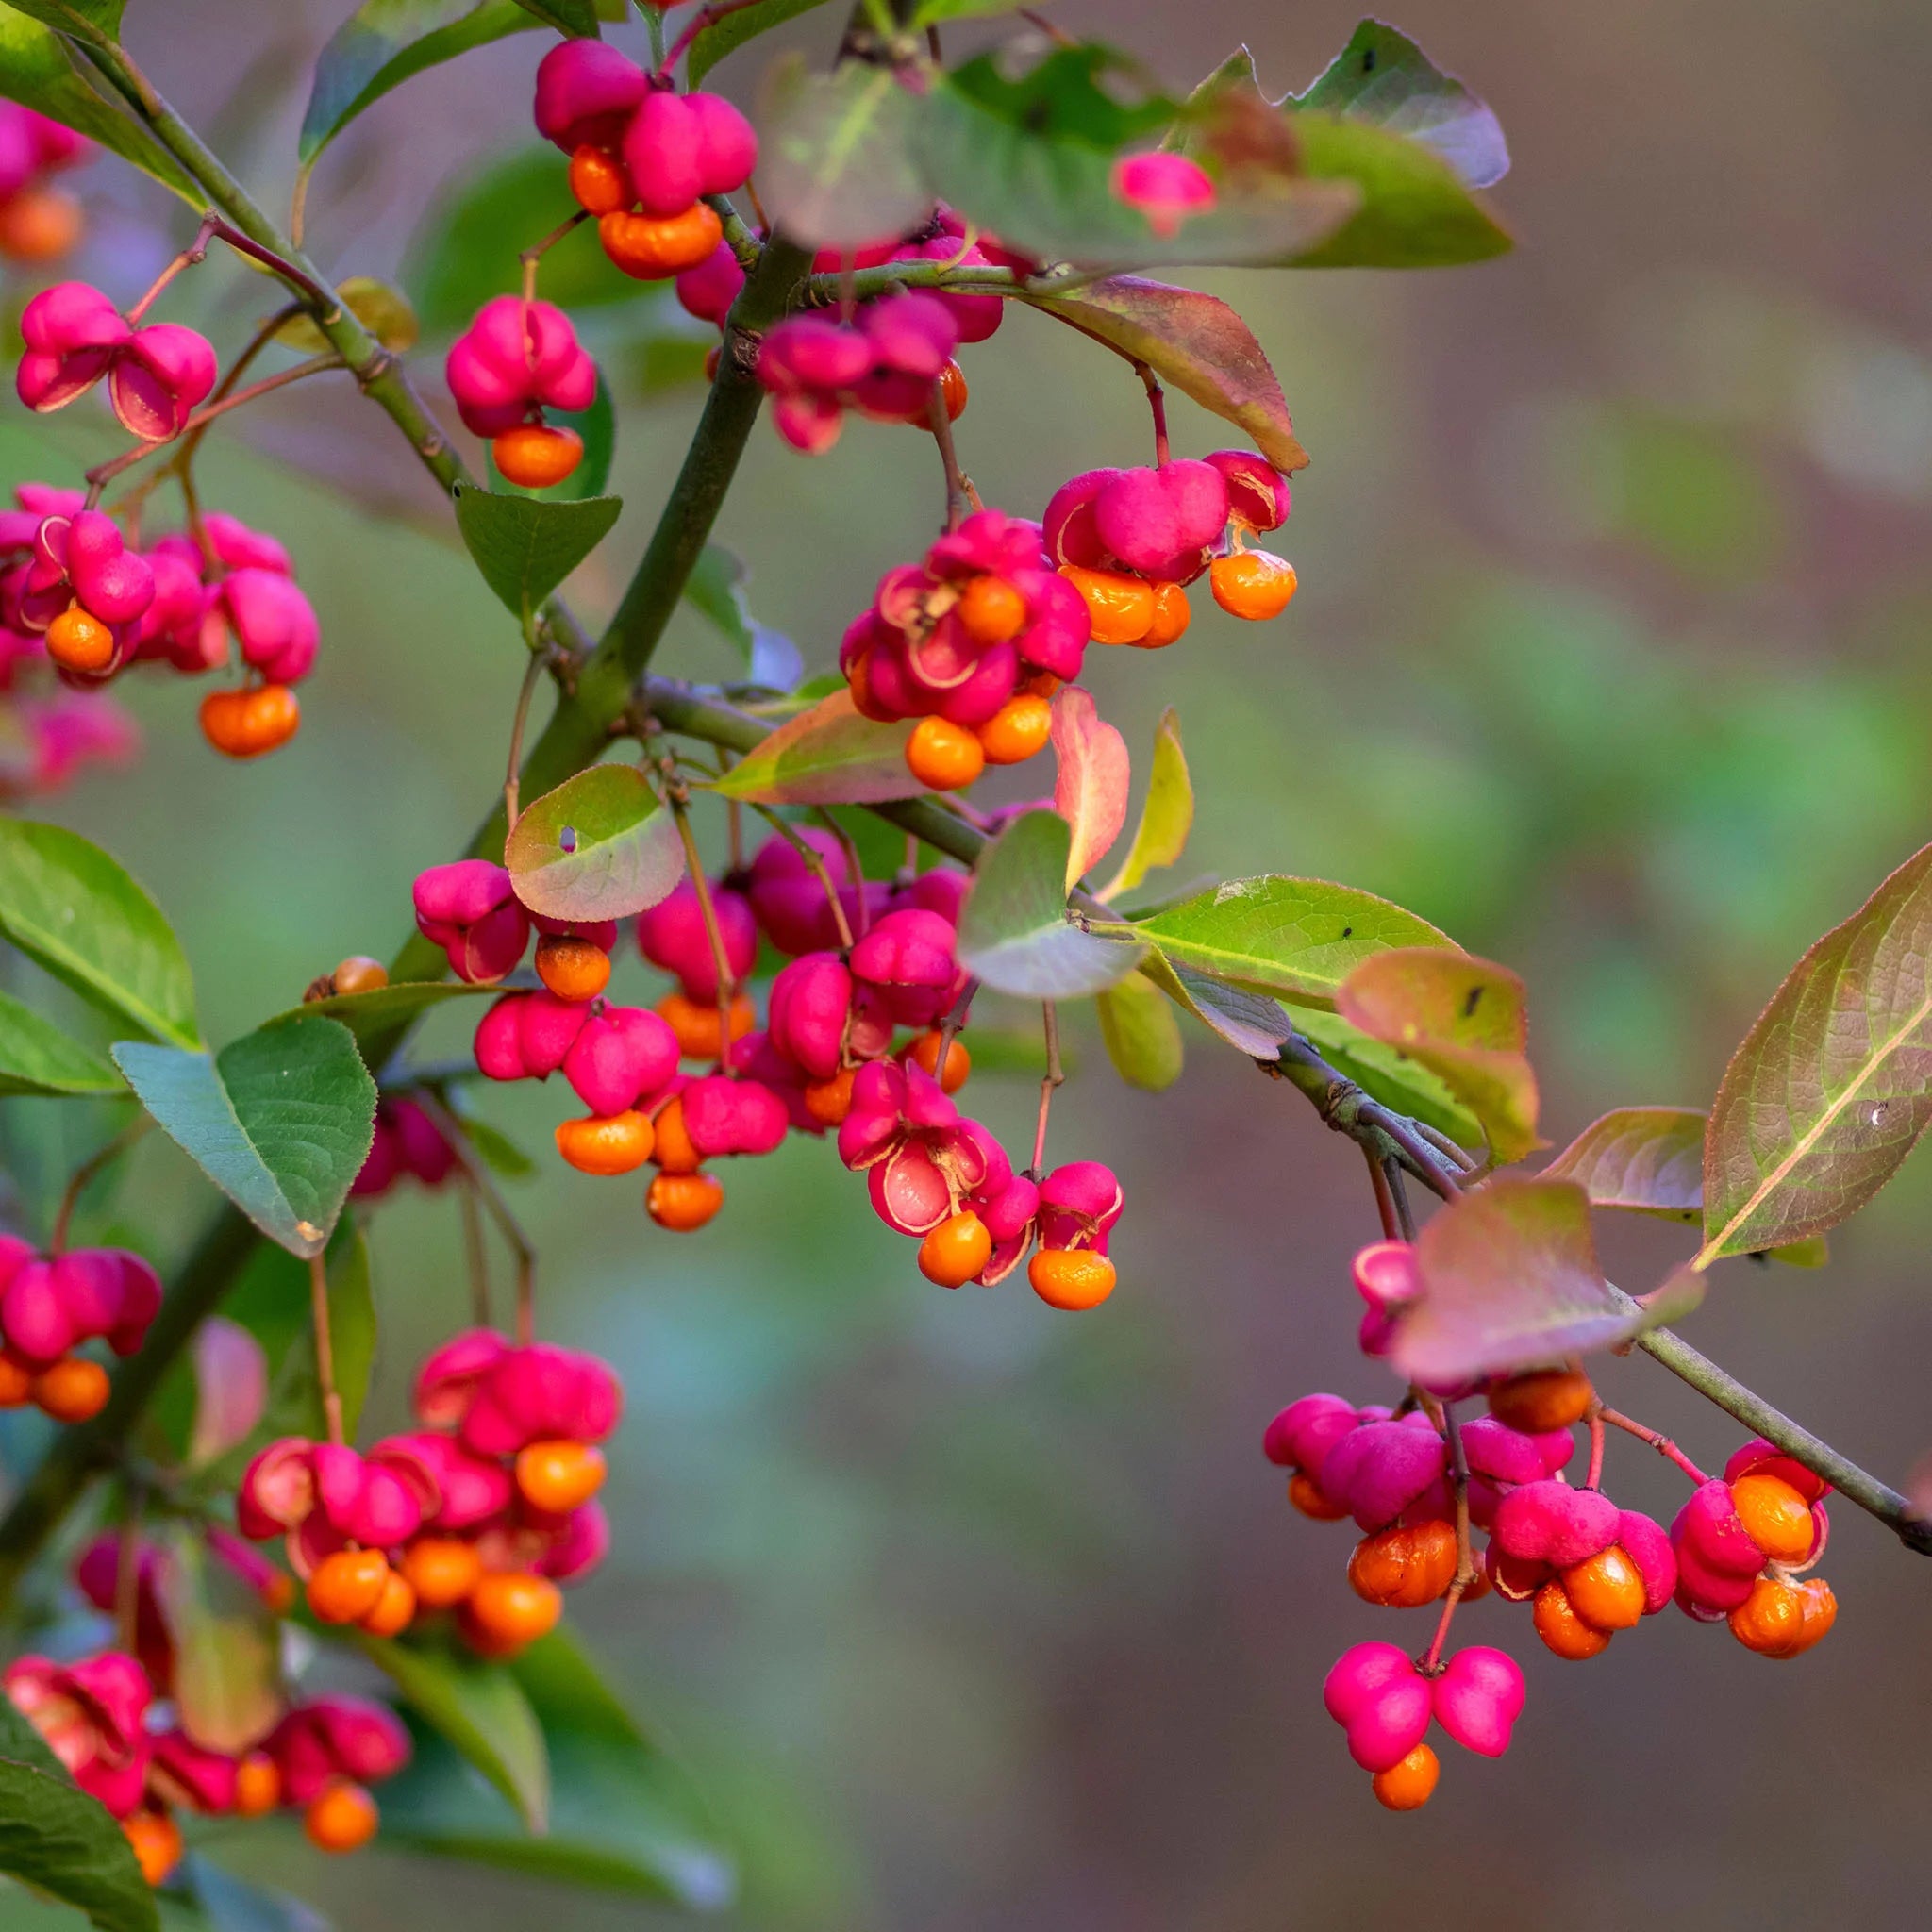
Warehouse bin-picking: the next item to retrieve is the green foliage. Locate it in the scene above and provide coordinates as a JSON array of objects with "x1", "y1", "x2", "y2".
[
  {"x1": 683, "y1": 545, "x2": 801, "y2": 691},
  {"x1": 708, "y1": 691, "x2": 921, "y2": 806},
  {"x1": 505, "y1": 763, "x2": 686, "y2": 921},
  {"x1": 957, "y1": 809, "x2": 1143, "y2": 998},
  {"x1": 0, "y1": 991, "x2": 123, "y2": 1097},
  {"x1": 508, "y1": 0, "x2": 599, "y2": 33},
  {"x1": 274, "y1": 276, "x2": 419, "y2": 355},
  {"x1": 451, "y1": 482, "x2": 621, "y2": 621},
  {"x1": 0, "y1": 11, "x2": 197, "y2": 201},
  {"x1": 357, "y1": 1633, "x2": 550, "y2": 1833},
  {"x1": 273, "y1": 981, "x2": 493, "y2": 1052},
  {"x1": 408, "y1": 146, "x2": 640, "y2": 331},
  {"x1": 756, "y1": 55, "x2": 929, "y2": 249},
  {"x1": 1393, "y1": 1178, "x2": 1673, "y2": 1385},
  {"x1": 1700, "y1": 840, "x2": 1932, "y2": 1263},
  {"x1": 1023, "y1": 278, "x2": 1309, "y2": 475},
  {"x1": 377, "y1": 1629, "x2": 733, "y2": 1909},
  {"x1": 0, "y1": 819, "x2": 200, "y2": 1051},
  {"x1": 1101, "y1": 708, "x2": 1192, "y2": 900},
  {"x1": 172, "y1": 1858, "x2": 328, "y2": 1932},
  {"x1": 111, "y1": 1018, "x2": 376, "y2": 1257},
  {"x1": 1335, "y1": 946, "x2": 1541, "y2": 1163},
  {"x1": 1133, "y1": 876, "x2": 1450, "y2": 1007},
  {"x1": 688, "y1": 0, "x2": 829, "y2": 89},
  {"x1": 0, "y1": 1695, "x2": 158, "y2": 1932},
  {"x1": 1094, "y1": 971, "x2": 1184, "y2": 1091},
  {"x1": 1290, "y1": 1007, "x2": 1481, "y2": 1145},
  {"x1": 1140, "y1": 952, "x2": 1291, "y2": 1058},
  {"x1": 0, "y1": 2, "x2": 124, "y2": 43}
]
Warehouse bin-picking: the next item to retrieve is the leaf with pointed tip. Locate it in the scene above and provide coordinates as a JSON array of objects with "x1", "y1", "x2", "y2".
[
  {"x1": 1291, "y1": 1006, "x2": 1482, "y2": 1146},
  {"x1": 707, "y1": 690, "x2": 921, "y2": 806},
  {"x1": 1050, "y1": 687, "x2": 1128, "y2": 891},
  {"x1": 358, "y1": 1635, "x2": 549, "y2": 1834},
  {"x1": 1, "y1": 2, "x2": 124, "y2": 42},
  {"x1": 689, "y1": 0, "x2": 829, "y2": 88},
  {"x1": 1024, "y1": 276, "x2": 1309, "y2": 474},
  {"x1": 1135, "y1": 876, "x2": 1451, "y2": 1007},
  {"x1": 0, "y1": 13, "x2": 197, "y2": 202},
  {"x1": 152, "y1": 1527, "x2": 284, "y2": 1757},
  {"x1": 0, "y1": 1692, "x2": 158, "y2": 1932},
  {"x1": 273, "y1": 980, "x2": 495, "y2": 1051},
  {"x1": 0, "y1": 991, "x2": 123, "y2": 1096},
  {"x1": 1700, "y1": 841, "x2": 1932, "y2": 1265},
  {"x1": 958, "y1": 809, "x2": 1143, "y2": 998},
  {"x1": 506, "y1": 765, "x2": 685, "y2": 923},
  {"x1": 1293, "y1": 21, "x2": 1509, "y2": 189},
  {"x1": 1095, "y1": 970, "x2": 1183, "y2": 1091},
  {"x1": 757, "y1": 54, "x2": 930, "y2": 249},
  {"x1": 922, "y1": 49, "x2": 1357, "y2": 271},
  {"x1": 452, "y1": 483, "x2": 621, "y2": 621},
  {"x1": 509, "y1": 0, "x2": 599, "y2": 31},
  {"x1": 1393, "y1": 1178, "x2": 1665, "y2": 1385},
  {"x1": 0, "y1": 818, "x2": 199, "y2": 1049},
  {"x1": 1336, "y1": 946, "x2": 1539, "y2": 1163},
  {"x1": 1100, "y1": 708, "x2": 1191, "y2": 899},
  {"x1": 111, "y1": 1018, "x2": 376, "y2": 1257},
  {"x1": 684, "y1": 544, "x2": 800, "y2": 691}
]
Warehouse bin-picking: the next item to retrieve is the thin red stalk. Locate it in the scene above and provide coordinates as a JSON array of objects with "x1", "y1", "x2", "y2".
[
  {"x1": 1598, "y1": 1406, "x2": 1709, "y2": 1485},
  {"x1": 521, "y1": 209, "x2": 590, "y2": 302},
  {"x1": 1420, "y1": 1401, "x2": 1474, "y2": 1674},
  {"x1": 671, "y1": 793, "x2": 739, "y2": 1070},
  {"x1": 928, "y1": 376, "x2": 969, "y2": 532},
  {"x1": 1134, "y1": 361, "x2": 1169, "y2": 465},
  {"x1": 1031, "y1": 1001, "x2": 1063, "y2": 1173},
  {"x1": 656, "y1": 0, "x2": 768, "y2": 81},
  {"x1": 417, "y1": 1093, "x2": 535, "y2": 1344},
  {"x1": 125, "y1": 212, "x2": 219, "y2": 322},
  {"x1": 1586, "y1": 1407, "x2": 1607, "y2": 1489},
  {"x1": 308, "y1": 1251, "x2": 344, "y2": 1447},
  {"x1": 1364, "y1": 1144, "x2": 1400, "y2": 1242},
  {"x1": 49, "y1": 1118, "x2": 150, "y2": 1254}
]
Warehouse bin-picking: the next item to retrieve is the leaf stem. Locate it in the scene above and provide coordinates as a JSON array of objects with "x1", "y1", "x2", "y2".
[
  {"x1": 416, "y1": 1095, "x2": 536, "y2": 1346},
  {"x1": 750, "y1": 807, "x2": 854, "y2": 949},
  {"x1": 1030, "y1": 1001, "x2": 1063, "y2": 1173},
  {"x1": 1364, "y1": 1143, "x2": 1399, "y2": 1241},
  {"x1": 1134, "y1": 360, "x2": 1170, "y2": 465}
]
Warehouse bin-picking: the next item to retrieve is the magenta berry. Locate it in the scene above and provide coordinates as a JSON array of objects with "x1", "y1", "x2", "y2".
[
  {"x1": 1111, "y1": 151, "x2": 1217, "y2": 237},
  {"x1": 1491, "y1": 1477, "x2": 1622, "y2": 1569},
  {"x1": 1322, "y1": 1641, "x2": 1433, "y2": 1773},
  {"x1": 413, "y1": 859, "x2": 530, "y2": 983},
  {"x1": 1430, "y1": 1646, "x2": 1525, "y2": 1757},
  {"x1": 532, "y1": 39, "x2": 648, "y2": 153}
]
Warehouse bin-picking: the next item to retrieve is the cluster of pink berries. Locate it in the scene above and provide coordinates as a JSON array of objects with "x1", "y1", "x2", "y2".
[
  {"x1": 0, "y1": 103, "x2": 92, "y2": 263},
  {"x1": 8, "y1": 282, "x2": 322, "y2": 758},
  {"x1": 236, "y1": 1330, "x2": 618, "y2": 1657},
  {"x1": 350, "y1": 1095, "x2": 460, "y2": 1199},
  {"x1": 841, "y1": 506, "x2": 1090, "y2": 789},
  {"x1": 1045, "y1": 449, "x2": 1296, "y2": 641},
  {"x1": 444, "y1": 294, "x2": 598, "y2": 490},
  {"x1": 537, "y1": 40, "x2": 755, "y2": 286},
  {"x1": 6, "y1": 1618, "x2": 410, "y2": 1881},
  {"x1": 0, "y1": 1235, "x2": 159, "y2": 1424},
  {"x1": 1265, "y1": 1237, "x2": 1840, "y2": 1809}
]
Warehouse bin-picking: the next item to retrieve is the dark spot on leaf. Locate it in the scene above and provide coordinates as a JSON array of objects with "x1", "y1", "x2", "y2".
[
  {"x1": 1868, "y1": 1101, "x2": 1890, "y2": 1128},
  {"x1": 1462, "y1": 986, "x2": 1483, "y2": 1019},
  {"x1": 1341, "y1": 925, "x2": 1353, "y2": 938},
  {"x1": 1362, "y1": 48, "x2": 1376, "y2": 73},
  {"x1": 559, "y1": 825, "x2": 577, "y2": 854}
]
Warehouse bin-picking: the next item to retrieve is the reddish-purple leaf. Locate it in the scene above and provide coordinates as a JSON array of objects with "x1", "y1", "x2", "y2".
[
  {"x1": 1050, "y1": 686, "x2": 1128, "y2": 891},
  {"x1": 708, "y1": 689, "x2": 921, "y2": 806},
  {"x1": 1024, "y1": 276, "x2": 1310, "y2": 475},
  {"x1": 1337, "y1": 946, "x2": 1541, "y2": 1163},
  {"x1": 187, "y1": 1316, "x2": 267, "y2": 1468}
]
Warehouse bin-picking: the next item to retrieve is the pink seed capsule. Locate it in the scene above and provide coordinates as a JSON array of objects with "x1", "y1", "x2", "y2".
[
  {"x1": 1430, "y1": 1646, "x2": 1525, "y2": 1757},
  {"x1": 1322, "y1": 1641, "x2": 1433, "y2": 1773}
]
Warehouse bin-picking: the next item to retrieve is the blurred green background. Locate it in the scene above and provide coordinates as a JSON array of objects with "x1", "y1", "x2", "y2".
[{"x1": 5, "y1": 1, "x2": 1932, "y2": 1927}]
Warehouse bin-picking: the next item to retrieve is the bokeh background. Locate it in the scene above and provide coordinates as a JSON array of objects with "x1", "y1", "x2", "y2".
[{"x1": 4, "y1": 1, "x2": 1932, "y2": 1926}]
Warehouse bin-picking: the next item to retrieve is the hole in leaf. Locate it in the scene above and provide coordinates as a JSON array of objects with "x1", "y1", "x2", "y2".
[
  {"x1": 1868, "y1": 1102, "x2": 1890, "y2": 1128},
  {"x1": 559, "y1": 825, "x2": 578, "y2": 854}
]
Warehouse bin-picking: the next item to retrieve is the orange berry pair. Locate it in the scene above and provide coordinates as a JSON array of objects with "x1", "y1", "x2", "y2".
[
  {"x1": 1208, "y1": 549, "x2": 1296, "y2": 621},
  {"x1": 918, "y1": 1209, "x2": 992, "y2": 1288},
  {"x1": 904, "y1": 694, "x2": 1056, "y2": 792},
  {"x1": 1348, "y1": 1520, "x2": 1459, "y2": 1608},
  {"x1": 1029, "y1": 1248, "x2": 1116, "y2": 1311},
  {"x1": 803, "y1": 1067, "x2": 856, "y2": 1125},
  {"x1": 1532, "y1": 1545, "x2": 1647, "y2": 1659},
  {"x1": 1058, "y1": 566, "x2": 1191, "y2": 648},
  {"x1": 494, "y1": 423, "x2": 584, "y2": 491},
  {"x1": 657, "y1": 990, "x2": 754, "y2": 1058},
  {"x1": 569, "y1": 143, "x2": 632, "y2": 217},
  {"x1": 648, "y1": 1169, "x2": 724, "y2": 1231},
  {"x1": 200, "y1": 684, "x2": 301, "y2": 759},
  {"x1": 599, "y1": 203, "x2": 721, "y2": 279},
  {"x1": 556, "y1": 1108, "x2": 655, "y2": 1175},
  {"x1": 1728, "y1": 1574, "x2": 1837, "y2": 1658},
  {"x1": 307, "y1": 1548, "x2": 415, "y2": 1637},
  {"x1": 1487, "y1": 1365, "x2": 1593, "y2": 1433},
  {"x1": 1, "y1": 1353, "x2": 111, "y2": 1423}
]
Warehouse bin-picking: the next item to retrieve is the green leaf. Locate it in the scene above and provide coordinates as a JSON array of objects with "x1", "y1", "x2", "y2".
[
  {"x1": 378, "y1": 1628, "x2": 733, "y2": 1909},
  {"x1": 0, "y1": 818, "x2": 199, "y2": 1050},
  {"x1": 1094, "y1": 970, "x2": 1183, "y2": 1090},
  {"x1": 451, "y1": 482, "x2": 621, "y2": 621},
  {"x1": 708, "y1": 689, "x2": 921, "y2": 806},
  {"x1": 1393, "y1": 1178, "x2": 1666, "y2": 1384},
  {"x1": 913, "y1": 0, "x2": 1024, "y2": 20},
  {"x1": 357, "y1": 1634, "x2": 550, "y2": 1834},
  {"x1": 445, "y1": 1107, "x2": 536, "y2": 1180},
  {"x1": 1140, "y1": 951, "x2": 1291, "y2": 1058},
  {"x1": 688, "y1": 0, "x2": 828, "y2": 87},
  {"x1": 1699, "y1": 841, "x2": 1932, "y2": 1265},
  {"x1": 274, "y1": 275, "x2": 419, "y2": 355},
  {"x1": 757, "y1": 53, "x2": 930, "y2": 249},
  {"x1": 271, "y1": 980, "x2": 494, "y2": 1051},
  {"x1": 0, "y1": 2, "x2": 124, "y2": 43},
  {"x1": 508, "y1": 0, "x2": 598, "y2": 32},
  {"x1": 151, "y1": 1528, "x2": 284, "y2": 1757},
  {"x1": 112, "y1": 1016, "x2": 376, "y2": 1257},
  {"x1": 0, "y1": 12, "x2": 198, "y2": 202},
  {"x1": 175, "y1": 1857, "x2": 329, "y2": 1932},
  {"x1": 505, "y1": 763, "x2": 685, "y2": 922},
  {"x1": 0, "y1": 1695, "x2": 158, "y2": 1932},
  {"x1": 1290, "y1": 1005, "x2": 1482, "y2": 1146},
  {"x1": 488, "y1": 366, "x2": 614, "y2": 504},
  {"x1": 408, "y1": 145, "x2": 641, "y2": 331},
  {"x1": 683, "y1": 544, "x2": 801, "y2": 691},
  {"x1": 0, "y1": 991, "x2": 123, "y2": 1096},
  {"x1": 1024, "y1": 277, "x2": 1309, "y2": 474},
  {"x1": 1133, "y1": 875, "x2": 1451, "y2": 1007},
  {"x1": 257, "y1": 1224, "x2": 376, "y2": 1450},
  {"x1": 1099, "y1": 706, "x2": 1191, "y2": 899},
  {"x1": 1293, "y1": 20, "x2": 1509, "y2": 188},
  {"x1": 1335, "y1": 946, "x2": 1540, "y2": 1163},
  {"x1": 958, "y1": 809, "x2": 1143, "y2": 998},
  {"x1": 924, "y1": 52, "x2": 1357, "y2": 271},
  {"x1": 299, "y1": 1, "x2": 543, "y2": 164}
]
